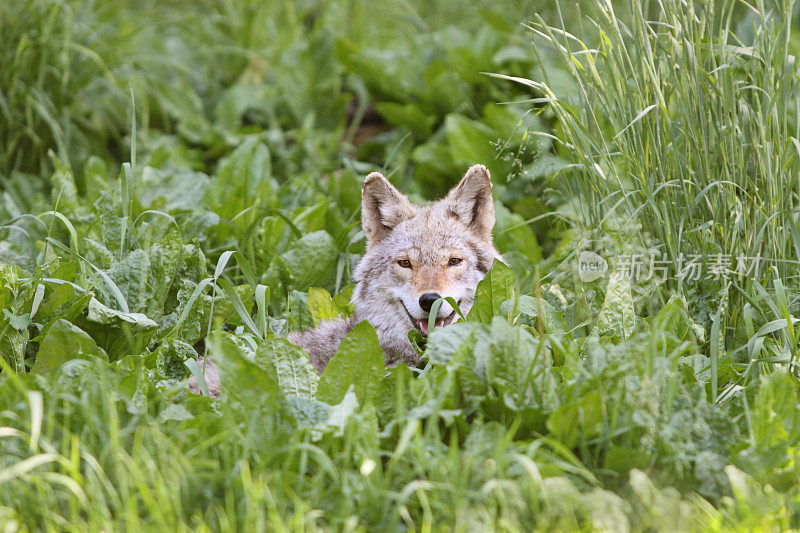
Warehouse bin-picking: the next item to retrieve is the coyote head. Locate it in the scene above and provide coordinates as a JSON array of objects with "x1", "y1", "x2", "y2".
[{"x1": 352, "y1": 164, "x2": 502, "y2": 365}]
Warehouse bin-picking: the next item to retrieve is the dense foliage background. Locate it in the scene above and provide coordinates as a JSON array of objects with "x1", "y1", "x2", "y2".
[{"x1": 1, "y1": 0, "x2": 800, "y2": 530}]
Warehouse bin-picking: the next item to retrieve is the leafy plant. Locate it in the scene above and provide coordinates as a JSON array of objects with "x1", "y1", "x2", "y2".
[{"x1": 1, "y1": 0, "x2": 800, "y2": 530}]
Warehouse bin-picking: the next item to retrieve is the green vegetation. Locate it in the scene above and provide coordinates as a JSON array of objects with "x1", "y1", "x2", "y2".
[{"x1": 1, "y1": 0, "x2": 800, "y2": 530}]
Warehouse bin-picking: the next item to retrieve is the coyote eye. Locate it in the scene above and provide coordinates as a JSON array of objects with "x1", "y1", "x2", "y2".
[
  {"x1": 397, "y1": 259, "x2": 412, "y2": 268},
  {"x1": 448, "y1": 257, "x2": 463, "y2": 266}
]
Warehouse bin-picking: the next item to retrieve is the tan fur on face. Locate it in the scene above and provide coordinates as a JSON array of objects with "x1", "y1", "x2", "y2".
[
  {"x1": 410, "y1": 265, "x2": 451, "y2": 294},
  {"x1": 391, "y1": 247, "x2": 473, "y2": 295}
]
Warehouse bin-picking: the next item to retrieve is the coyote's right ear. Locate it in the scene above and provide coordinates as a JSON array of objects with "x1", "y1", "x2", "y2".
[{"x1": 362, "y1": 172, "x2": 415, "y2": 244}]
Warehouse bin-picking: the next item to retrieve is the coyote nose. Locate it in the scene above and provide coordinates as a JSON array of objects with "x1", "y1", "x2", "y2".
[{"x1": 418, "y1": 293, "x2": 441, "y2": 313}]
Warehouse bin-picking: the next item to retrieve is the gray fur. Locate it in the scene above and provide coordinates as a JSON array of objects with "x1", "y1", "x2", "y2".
[{"x1": 188, "y1": 356, "x2": 221, "y2": 398}]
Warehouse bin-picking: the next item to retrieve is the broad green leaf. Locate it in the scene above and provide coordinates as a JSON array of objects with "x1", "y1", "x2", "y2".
[
  {"x1": 750, "y1": 368, "x2": 800, "y2": 448},
  {"x1": 256, "y1": 336, "x2": 319, "y2": 400},
  {"x1": 444, "y1": 114, "x2": 507, "y2": 178},
  {"x1": 334, "y1": 39, "x2": 407, "y2": 102},
  {"x1": 308, "y1": 287, "x2": 339, "y2": 325},
  {"x1": 93, "y1": 192, "x2": 126, "y2": 253},
  {"x1": 157, "y1": 403, "x2": 194, "y2": 423},
  {"x1": 170, "y1": 279, "x2": 213, "y2": 344},
  {"x1": 321, "y1": 387, "x2": 359, "y2": 436},
  {"x1": 213, "y1": 84, "x2": 267, "y2": 131},
  {"x1": 294, "y1": 201, "x2": 329, "y2": 235},
  {"x1": 137, "y1": 166, "x2": 210, "y2": 212},
  {"x1": 546, "y1": 391, "x2": 604, "y2": 449},
  {"x1": 652, "y1": 294, "x2": 704, "y2": 344},
  {"x1": 83, "y1": 298, "x2": 158, "y2": 360},
  {"x1": 481, "y1": 102, "x2": 541, "y2": 138},
  {"x1": 211, "y1": 332, "x2": 296, "y2": 440},
  {"x1": 4, "y1": 310, "x2": 30, "y2": 331},
  {"x1": 151, "y1": 339, "x2": 196, "y2": 380},
  {"x1": 142, "y1": 233, "x2": 184, "y2": 318},
  {"x1": 206, "y1": 136, "x2": 275, "y2": 220},
  {"x1": 112, "y1": 354, "x2": 153, "y2": 414},
  {"x1": 279, "y1": 231, "x2": 339, "y2": 291},
  {"x1": 375, "y1": 102, "x2": 435, "y2": 137},
  {"x1": 285, "y1": 396, "x2": 332, "y2": 427},
  {"x1": 499, "y1": 295, "x2": 567, "y2": 335},
  {"x1": 35, "y1": 282, "x2": 92, "y2": 326},
  {"x1": 377, "y1": 364, "x2": 415, "y2": 423},
  {"x1": 595, "y1": 270, "x2": 635, "y2": 339},
  {"x1": 317, "y1": 321, "x2": 384, "y2": 405},
  {"x1": 331, "y1": 285, "x2": 355, "y2": 315},
  {"x1": 679, "y1": 354, "x2": 710, "y2": 383},
  {"x1": 580, "y1": 489, "x2": 631, "y2": 533},
  {"x1": 524, "y1": 153, "x2": 572, "y2": 180},
  {"x1": 86, "y1": 298, "x2": 158, "y2": 331},
  {"x1": 604, "y1": 445, "x2": 652, "y2": 474},
  {"x1": 0, "y1": 326, "x2": 28, "y2": 374},
  {"x1": 425, "y1": 321, "x2": 480, "y2": 365},
  {"x1": 287, "y1": 290, "x2": 314, "y2": 333},
  {"x1": 285, "y1": 388, "x2": 360, "y2": 437},
  {"x1": 411, "y1": 139, "x2": 459, "y2": 184},
  {"x1": 106, "y1": 233, "x2": 183, "y2": 317},
  {"x1": 34, "y1": 319, "x2": 108, "y2": 373},
  {"x1": 215, "y1": 278, "x2": 259, "y2": 338},
  {"x1": 494, "y1": 203, "x2": 542, "y2": 266},
  {"x1": 467, "y1": 260, "x2": 516, "y2": 324}
]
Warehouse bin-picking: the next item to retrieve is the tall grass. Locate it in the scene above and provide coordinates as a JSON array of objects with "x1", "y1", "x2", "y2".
[
  {"x1": 530, "y1": 1, "x2": 798, "y2": 274},
  {"x1": 0, "y1": 0, "x2": 548, "y2": 189},
  {"x1": 0, "y1": 352, "x2": 602, "y2": 531},
  {"x1": 524, "y1": 0, "x2": 800, "y2": 352},
  {"x1": 0, "y1": 0, "x2": 234, "y2": 181},
  {"x1": 1, "y1": 0, "x2": 130, "y2": 177}
]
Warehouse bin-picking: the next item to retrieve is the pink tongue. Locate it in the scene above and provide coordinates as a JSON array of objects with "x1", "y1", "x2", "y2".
[{"x1": 419, "y1": 318, "x2": 445, "y2": 336}]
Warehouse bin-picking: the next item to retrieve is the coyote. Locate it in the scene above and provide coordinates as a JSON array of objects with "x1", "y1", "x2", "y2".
[
  {"x1": 289, "y1": 164, "x2": 502, "y2": 372},
  {"x1": 190, "y1": 164, "x2": 501, "y2": 395}
]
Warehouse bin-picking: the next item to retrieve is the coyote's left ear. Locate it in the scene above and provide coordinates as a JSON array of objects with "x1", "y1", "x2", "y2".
[{"x1": 444, "y1": 164, "x2": 495, "y2": 240}]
